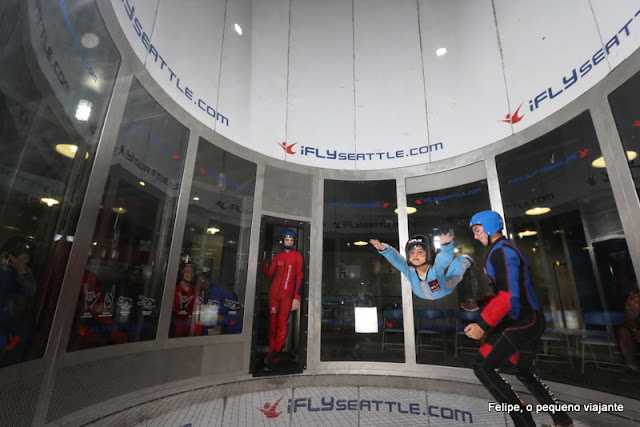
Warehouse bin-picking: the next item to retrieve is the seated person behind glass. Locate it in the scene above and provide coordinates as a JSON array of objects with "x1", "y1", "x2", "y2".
[
  {"x1": 198, "y1": 276, "x2": 242, "y2": 335},
  {"x1": 0, "y1": 236, "x2": 37, "y2": 320},
  {"x1": 69, "y1": 270, "x2": 127, "y2": 350},
  {"x1": 170, "y1": 262, "x2": 201, "y2": 337},
  {"x1": 0, "y1": 236, "x2": 37, "y2": 363},
  {"x1": 369, "y1": 232, "x2": 475, "y2": 304},
  {"x1": 111, "y1": 264, "x2": 146, "y2": 340}
]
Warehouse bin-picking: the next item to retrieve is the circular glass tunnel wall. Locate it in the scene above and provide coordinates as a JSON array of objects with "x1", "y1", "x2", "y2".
[
  {"x1": 0, "y1": 0, "x2": 121, "y2": 367},
  {"x1": 494, "y1": 111, "x2": 638, "y2": 399},
  {"x1": 2, "y1": 1, "x2": 640, "y2": 425}
]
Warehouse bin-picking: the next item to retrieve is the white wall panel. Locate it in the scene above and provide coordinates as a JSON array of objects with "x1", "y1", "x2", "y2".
[
  {"x1": 590, "y1": 0, "x2": 640, "y2": 69},
  {"x1": 420, "y1": 0, "x2": 511, "y2": 162},
  {"x1": 217, "y1": 0, "x2": 252, "y2": 144},
  {"x1": 287, "y1": 0, "x2": 356, "y2": 169},
  {"x1": 107, "y1": 1, "x2": 640, "y2": 170},
  {"x1": 353, "y1": 0, "x2": 428, "y2": 171},
  {"x1": 496, "y1": 0, "x2": 607, "y2": 133},
  {"x1": 247, "y1": 0, "x2": 290, "y2": 162},
  {"x1": 109, "y1": 0, "x2": 160, "y2": 64},
  {"x1": 149, "y1": 0, "x2": 226, "y2": 132}
]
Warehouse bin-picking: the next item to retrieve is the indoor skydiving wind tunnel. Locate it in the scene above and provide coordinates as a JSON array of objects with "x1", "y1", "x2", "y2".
[{"x1": 1, "y1": 0, "x2": 640, "y2": 425}]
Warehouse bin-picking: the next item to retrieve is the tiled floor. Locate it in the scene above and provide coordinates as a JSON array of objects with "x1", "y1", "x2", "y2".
[{"x1": 85, "y1": 377, "x2": 636, "y2": 427}]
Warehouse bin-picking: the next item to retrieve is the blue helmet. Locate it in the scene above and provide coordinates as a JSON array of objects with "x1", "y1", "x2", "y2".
[
  {"x1": 282, "y1": 230, "x2": 297, "y2": 249},
  {"x1": 470, "y1": 210, "x2": 504, "y2": 236}
]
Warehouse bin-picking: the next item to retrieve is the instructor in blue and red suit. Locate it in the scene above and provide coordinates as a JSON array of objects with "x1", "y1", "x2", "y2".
[
  {"x1": 262, "y1": 230, "x2": 304, "y2": 371},
  {"x1": 465, "y1": 210, "x2": 573, "y2": 427}
]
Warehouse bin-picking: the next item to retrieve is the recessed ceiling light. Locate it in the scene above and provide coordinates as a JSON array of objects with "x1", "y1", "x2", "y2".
[
  {"x1": 592, "y1": 151, "x2": 637, "y2": 168},
  {"x1": 139, "y1": 181, "x2": 146, "y2": 186},
  {"x1": 81, "y1": 33, "x2": 100, "y2": 49},
  {"x1": 55, "y1": 144, "x2": 89, "y2": 159},
  {"x1": 436, "y1": 47, "x2": 447, "y2": 56},
  {"x1": 75, "y1": 100, "x2": 92, "y2": 122},
  {"x1": 234, "y1": 24, "x2": 242, "y2": 35},
  {"x1": 41, "y1": 197, "x2": 60, "y2": 207},
  {"x1": 353, "y1": 241, "x2": 368, "y2": 246},
  {"x1": 207, "y1": 227, "x2": 220, "y2": 234},
  {"x1": 56, "y1": 144, "x2": 78, "y2": 158},
  {"x1": 394, "y1": 207, "x2": 417, "y2": 214},
  {"x1": 112, "y1": 207, "x2": 127, "y2": 214},
  {"x1": 525, "y1": 207, "x2": 550, "y2": 216},
  {"x1": 518, "y1": 230, "x2": 537, "y2": 237}
]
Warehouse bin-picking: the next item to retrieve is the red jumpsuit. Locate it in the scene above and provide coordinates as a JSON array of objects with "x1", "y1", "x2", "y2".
[
  {"x1": 171, "y1": 285, "x2": 201, "y2": 337},
  {"x1": 262, "y1": 250, "x2": 304, "y2": 353}
]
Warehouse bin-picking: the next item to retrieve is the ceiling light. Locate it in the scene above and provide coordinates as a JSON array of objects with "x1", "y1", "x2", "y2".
[
  {"x1": 234, "y1": 24, "x2": 242, "y2": 35},
  {"x1": 41, "y1": 197, "x2": 60, "y2": 207},
  {"x1": 436, "y1": 48, "x2": 447, "y2": 56},
  {"x1": 525, "y1": 207, "x2": 550, "y2": 216},
  {"x1": 55, "y1": 144, "x2": 88, "y2": 159},
  {"x1": 112, "y1": 207, "x2": 127, "y2": 214},
  {"x1": 139, "y1": 181, "x2": 145, "y2": 186},
  {"x1": 80, "y1": 32, "x2": 100, "y2": 48},
  {"x1": 518, "y1": 230, "x2": 537, "y2": 237},
  {"x1": 393, "y1": 207, "x2": 417, "y2": 214},
  {"x1": 592, "y1": 151, "x2": 638, "y2": 168},
  {"x1": 353, "y1": 241, "x2": 368, "y2": 246},
  {"x1": 207, "y1": 227, "x2": 220, "y2": 235},
  {"x1": 75, "y1": 100, "x2": 92, "y2": 122},
  {"x1": 56, "y1": 144, "x2": 78, "y2": 158},
  {"x1": 193, "y1": 195, "x2": 200, "y2": 201}
]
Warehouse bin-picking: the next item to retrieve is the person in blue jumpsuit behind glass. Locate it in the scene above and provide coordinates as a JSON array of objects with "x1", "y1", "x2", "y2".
[{"x1": 369, "y1": 232, "x2": 474, "y2": 304}]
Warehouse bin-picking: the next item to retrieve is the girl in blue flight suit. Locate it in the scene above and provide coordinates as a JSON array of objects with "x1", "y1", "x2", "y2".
[{"x1": 369, "y1": 233, "x2": 474, "y2": 303}]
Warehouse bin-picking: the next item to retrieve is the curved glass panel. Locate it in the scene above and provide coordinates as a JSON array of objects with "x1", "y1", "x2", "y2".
[
  {"x1": 496, "y1": 111, "x2": 638, "y2": 399},
  {"x1": 67, "y1": 78, "x2": 189, "y2": 351},
  {"x1": 169, "y1": 138, "x2": 256, "y2": 338},
  {"x1": 0, "y1": 0, "x2": 120, "y2": 366},
  {"x1": 405, "y1": 166, "x2": 491, "y2": 365},
  {"x1": 321, "y1": 180, "x2": 402, "y2": 362}
]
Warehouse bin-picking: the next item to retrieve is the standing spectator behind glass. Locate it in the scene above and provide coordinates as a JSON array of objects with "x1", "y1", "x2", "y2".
[
  {"x1": 0, "y1": 237, "x2": 36, "y2": 366},
  {"x1": 170, "y1": 262, "x2": 201, "y2": 337},
  {"x1": 198, "y1": 274, "x2": 242, "y2": 335},
  {"x1": 111, "y1": 264, "x2": 145, "y2": 342},
  {"x1": 619, "y1": 288, "x2": 640, "y2": 372}
]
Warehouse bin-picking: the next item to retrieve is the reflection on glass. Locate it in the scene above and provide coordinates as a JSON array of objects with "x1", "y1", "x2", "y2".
[
  {"x1": 496, "y1": 111, "x2": 638, "y2": 399},
  {"x1": 170, "y1": 140, "x2": 256, "y2": 338},
  {"x1": 0, "y1": 0, "x2": 120, "y2": 366},
  {"x1": 406, "y1": 171, "x2": 491, "y2": 365},
  {"x1": 609, "y1": 69, "x2": 640, "y2": 201},
  {"x1": 321, "y1": 180, "x2": 402, "y2": 362},
  {"x1": 67, "y1": 79, "x2": 188, "y2": 351}
]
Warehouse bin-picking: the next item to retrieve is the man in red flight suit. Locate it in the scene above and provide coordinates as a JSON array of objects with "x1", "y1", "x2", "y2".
[{"x1": 262, "y1": 230, "x2": 304, "y2": 371}]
